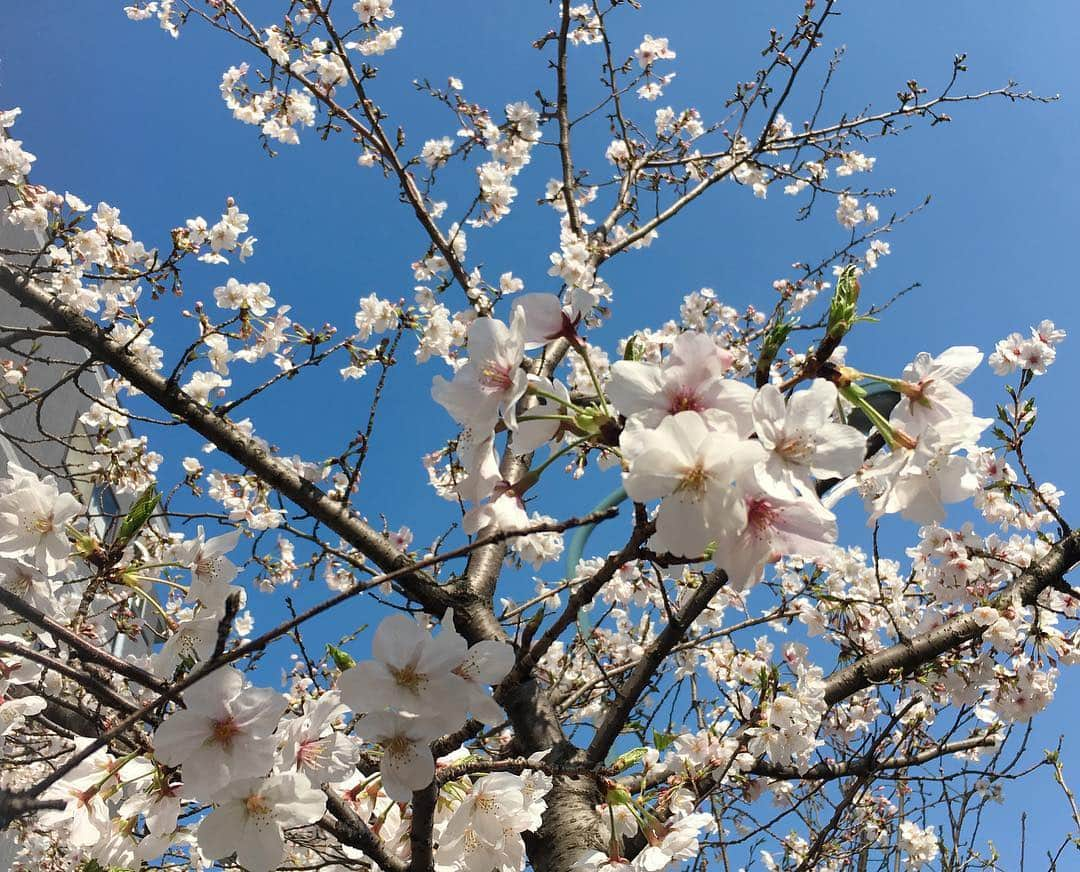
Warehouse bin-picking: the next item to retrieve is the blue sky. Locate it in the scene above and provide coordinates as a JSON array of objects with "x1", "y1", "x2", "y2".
[{"x1": 4, "y1": 1, "x2": 1080, "y2": 866}]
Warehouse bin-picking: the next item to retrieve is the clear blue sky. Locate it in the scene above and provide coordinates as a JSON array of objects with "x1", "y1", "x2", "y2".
[{"x1": 4, "y1": 2, "x2": 1080, "y2": 865}]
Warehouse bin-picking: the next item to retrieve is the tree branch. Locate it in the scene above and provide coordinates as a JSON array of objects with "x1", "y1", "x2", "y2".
[
  {"x1": 0, "y1": 264, "x2": 448, "y2": 615},
  {"x1": 823, "y1": 530, "x2": 1080, "y2": 707},
  {"x1": 321, "y1": 788, "x2": 407, "y2": 872},
  {"x1": 585, "y1": 567, "x2": 728, "y2": 765}
]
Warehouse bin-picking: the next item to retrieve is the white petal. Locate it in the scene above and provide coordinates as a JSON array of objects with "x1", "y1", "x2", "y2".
[
  {"x1": 785, "y1": 379, "x2": 836, "y2": 433},
  {"x1": 607, "y1": 361, "x2": 664, "y2": 418},
  {"x1": 810, "y1": 423, "x2": 866, "y2": 479},
  {"x1": 236, "y1": 814, "x2": 286, "y2": 872},
  {"x1": 183, "y1": 666, "x2": 243, "y2": 716},
  {"x1": 382, "y1": 742, "x2": 435, "y2": 801},
  {"x1": 197, "y1": 802, "x2": 246, "y2": 861},
  {"x1": 372, "y1": 614, "x2": 425, "y2": 669},
  {"x1": 652, "y1": 492, "x2": 711, "y2": 558},
  {"x1": 623, "y1": 446, "x2": 685, "y2": 502},
  {"x1": 752, "y1": 384, "x2": 786, "y2": 449},
  {"x1": 929, "y1": 345, "x2": 983, "y2": 384}
]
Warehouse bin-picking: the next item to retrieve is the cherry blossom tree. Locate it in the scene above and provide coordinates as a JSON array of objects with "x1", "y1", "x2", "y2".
[{"x1": 0, "y1": 2, "x2": 1075, "y2": 871}]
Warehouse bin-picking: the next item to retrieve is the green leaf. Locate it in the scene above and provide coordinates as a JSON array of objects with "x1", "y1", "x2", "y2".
[
  {"x1": 611, "y1": 746, "x2": 650, "y2": 773},
  {"x1": 826, "y1": 265, "x2": 861, "y2": 340},
  {"x1": 114, "y1": 486, "x2": 160, "y2": 549},
  {"x1": 326, "y1": 643, "x2": 356, "y2": 671},
  {"x1": 756, "y1": 318, "x2": 795, "y2": 383},
  {"x1": 653, "y1": 729, "x2": 675, "y2": 752}
]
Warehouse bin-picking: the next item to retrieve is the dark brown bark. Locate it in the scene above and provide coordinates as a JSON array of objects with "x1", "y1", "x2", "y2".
[
  {"x1": 822, "y1": 529, "x2": 1080, "y2": 706},
  {"x1": 0, "y1": 265, "x2": 448, "y2": 617}
]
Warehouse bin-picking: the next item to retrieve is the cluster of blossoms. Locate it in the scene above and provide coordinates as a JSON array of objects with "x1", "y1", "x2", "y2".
[
  {"x1": 435, "y1": 768, "x2": 552, "y2": 871},
  {"x1": 416, "y1": 243, "x2": 1071, "y2": 872},
  {"x1": 0, "y1": 109, "x2": 34, "y2": 184},
  {"x1": 989, "y1": 318, "x2": 1066, "y2": 376},
  {"x1": 469, "y1": 102, "x2": 543, "y2": 227},
  {"x1": 614, "y1": 334, "x2": 862, "y2": 583},
  {"x1": 337, "y1": 611, "x2": 514, "y2": 799},
  {"x1": 427, "y1": 301, "x2": 1008, "y2": 588},
  {"x1": 2, "y1": 0, "x2": 1078, "y2": 868},
  {"x1": 20, "y1": 601, "x2": 520, "y2": 871},
  {"x1": 416, "y1": 95, "x2": 544, "y2": 227},
  {"x1": 0, "y1": 352, "x2": 541, "y2": 870}
]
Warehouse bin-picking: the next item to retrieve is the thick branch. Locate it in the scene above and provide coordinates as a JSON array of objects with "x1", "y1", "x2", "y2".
[
  {"x1": 823, "y1": 530, "x2": 1080, "y2": 706},
  {"x1": 0, "y1": 264, "x2": 448, "y2": 614},
  {"x1": 321, "y1": 788, "x2": 408, "y2": 872},
  {"x1": 408, "y1": 782, "x2": 438, "y2": 872},
  {"x1": 0, "y1": 585, "x2": 167, "y2": 695},
  {"x1": 0, "y1": 640, "x2": 142, "y2": 719},
  {"x1": 502, "y1": 516, "x2": 654, "y2": 692},
  {"x1": 585, "y1": 568, "x2": 728, "y2": 765},
  {"x1": 0, "y1": 792, "x2": 65, "y2": 830}
]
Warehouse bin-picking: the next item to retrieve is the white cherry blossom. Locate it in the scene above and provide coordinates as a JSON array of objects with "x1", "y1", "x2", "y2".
[
  {"x1": 752, "y1": 379, "x2": 866, "y2": 497},
  {"x1": 621, "y1": 410, "x2": 765, "y2": 558},
  {"x1": 0, "y1": 464, "x2": 83, "y2": 574},
  {"x1": 356, "y1": 709, "x2": 443, "y2": 801},
  {"x1": 338, "y1": 612, "x2": 468, "y2": 729},
  {"x1": 608, "y1": 332, "x2": 751, "y2": 433},
  {"x1": 278, "y1": 692, "x2": 361, "y2": 784},
  {"x1": 196, "y1": 773, "x2": 326, "y2": 872},
  {"x1": 432, "y1": 309, "x2": 529, "y2": 430},
  {"x1": 890, "y1": 345, "x2": 989, "y2": 441},
  {"x1": 38, "y1": 739, "x2": 117, "y2": 848},
  {"x1": 153, "y1": 667, "x2": 286, "y2": 798},
  {"x1": 714, "y1": 477, "x2": 838, "y2": 591},
  {"x1": 172, "y1": 526, "x2": 241, "y2": 611}
]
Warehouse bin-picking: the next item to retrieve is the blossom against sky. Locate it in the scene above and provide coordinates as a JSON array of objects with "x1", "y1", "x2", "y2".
[{"x1": 3, "y1": 1, "x2": 1080, "y2": 867}]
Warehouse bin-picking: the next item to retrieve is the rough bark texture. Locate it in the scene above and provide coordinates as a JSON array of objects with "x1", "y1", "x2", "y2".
[
  {"x1": 523, "y1": 773, "x2": 604, "y2": 872},
  {"x1": 502, "y1": 681, "x2": 604, "y2": 872}
]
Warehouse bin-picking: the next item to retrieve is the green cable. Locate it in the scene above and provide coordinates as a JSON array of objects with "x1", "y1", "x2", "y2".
[
  {"x1": 565, "y1": 485, "x2": 629, "y2": 729},
  {"x1": 565, "y1": 485, "x2": 629, "y2": 577}
]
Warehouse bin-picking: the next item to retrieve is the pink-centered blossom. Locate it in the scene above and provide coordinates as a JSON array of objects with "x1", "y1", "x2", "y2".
[
  {"x1": 153, "y1": 666, "x2": 286, "y2": 798},
  {"x1": 621, "y1": 410, "x2": 765, "y2": 558},
  {"x1": 356, "y1": 709, "x2": 443, "y2": 801},
  {"x1": 196, "y1": 773, "x2": 326, "y2": 872},
  {"x1": 278, "y1": 692, "x2": 360, "y2": 784},
  {"x1": 432, "y1": 309, "x2": 529, "y2": 430},
  {"x1": 752, "y1": 380, "x2": 866, "y2": 498},
  {"x1": 609, "y1": 332, "x2": 751, "y2": 433},
  {"x1": 715, "y1": 479, "x2": 838, "y2": 591},
  {"x1": 827, "y1": 420, "x2": 986, "y2": 525},
  {"x1": 890, "y1": 346, "x2": 989, "y2": 441},
  {"x1": 338, "y1": 612, "x2": 468, "y2": 729}
]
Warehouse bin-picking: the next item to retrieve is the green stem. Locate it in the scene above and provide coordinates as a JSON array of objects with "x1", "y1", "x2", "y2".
[
  {"x1": 572, "y1": 339, "x2": 611, "y2": 416},
  {"x1": 852, "y1": 370, "x2": 906, "y2": 390},
  {"x1": 124, "y1": 581, "x2": 177, "y2": 628},
  {"x1": 526, "y1": 435, "x2": 593, "y2": 483},
  {"x1": 87, "y1": 750, "x2": 140, "y2": 799},
  {"x1": 132, "y1": 574, "x2": 189, "y2": 593},
  {"x1": 516, "y1": 413, "x2": 577, "y2": 424},
  {"x1": 839, "y1": 384, "x2": 904, "y2": 450},
  {"x1": 528, "y1": 384, "x2": 586, "y2": 414}
]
